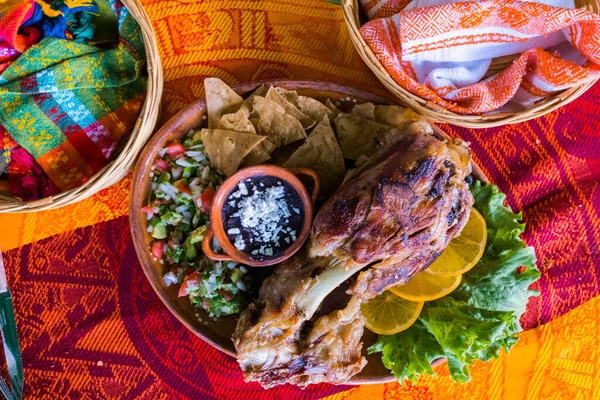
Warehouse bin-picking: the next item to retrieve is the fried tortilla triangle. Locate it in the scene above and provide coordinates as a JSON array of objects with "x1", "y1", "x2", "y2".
[
  {"x1": 274, "y1": 87, "x2": 335, "y2": 123},
  {"x1": 250, "y1": 96, "x2": 307, "y2": 148},
  {"x1": 242, "y1": 139, "x2": 273, "y2": 167},
  {"x1": 200, "y1": 129, "x2": 265, "y2": 176},
  {"x1": 219, "y1": 109, "x2": 257, "y2": 134},
  {"x1": 265, "y1": 87, "x2": 315, "y2": 130},
  {"x1": 205, "y1": 78, "x2": 244, "y2": 129},
  {"x1": 333, "y1": 113, "x2": 390, "y2": 160},
  {"x1": 285, "y1": 116, "x2": 345, "y2": 197}
]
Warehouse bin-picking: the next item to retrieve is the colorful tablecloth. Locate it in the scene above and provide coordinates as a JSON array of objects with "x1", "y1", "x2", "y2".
[{"x1": 0, "y1": 0, "x2": 599, "y2": 398}]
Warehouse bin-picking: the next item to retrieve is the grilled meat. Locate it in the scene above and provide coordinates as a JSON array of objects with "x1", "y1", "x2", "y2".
[{"x1": 234, "y1": 130, "x2": 473, "y2": 388}]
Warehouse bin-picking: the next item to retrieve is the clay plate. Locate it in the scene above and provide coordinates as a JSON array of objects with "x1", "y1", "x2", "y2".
[{"x1": 129, "y1": 80, "x2": 488, "y2": 385}]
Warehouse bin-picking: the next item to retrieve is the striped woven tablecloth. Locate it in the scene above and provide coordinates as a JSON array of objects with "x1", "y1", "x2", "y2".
[{"x1": 1, "y1": 0, "x2": 600, "y2": 398}]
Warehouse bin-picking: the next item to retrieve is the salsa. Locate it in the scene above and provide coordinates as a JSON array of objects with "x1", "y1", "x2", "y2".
[
  {"x1": 222, "y1": 175, "x2": 305, "y2": 261},
  {"x1": 143, "y1": 129, "x2": 252, "y2": 319}
]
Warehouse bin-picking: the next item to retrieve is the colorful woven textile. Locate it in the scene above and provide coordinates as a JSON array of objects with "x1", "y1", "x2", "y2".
[
  {"x1": 0, "y1": 0, "x2": 599, "y2": 398},
  {"x1": 0, "y1": 0, "x2": 147, "y2": 196},
  {"x1": 359, "y1": 0, "x2": 600, "y2": 113}
]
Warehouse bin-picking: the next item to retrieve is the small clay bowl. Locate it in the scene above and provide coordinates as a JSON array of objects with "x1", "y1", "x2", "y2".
[{"x1": 202, "y1": 165, "x2": 320, "y2": 267}]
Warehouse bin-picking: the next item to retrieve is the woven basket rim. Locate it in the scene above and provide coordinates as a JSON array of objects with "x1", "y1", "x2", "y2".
[
  {"x1": 0, "y1": 0, "x2": 163, "y2": 213},
  {"x1": 342, "y1": 0, "x2": 599, "y2": 128}
]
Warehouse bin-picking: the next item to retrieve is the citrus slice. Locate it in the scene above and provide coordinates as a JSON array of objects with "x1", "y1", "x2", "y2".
[
  {"x1": 361, "y1": 291, "x2": 424, "y2": 335},
  {"x1": 390, "y1": 270, "x2": 462, "y2": 302},
  {"x1": 427, "y1": 208, "x2": 487, "y2": 276}
]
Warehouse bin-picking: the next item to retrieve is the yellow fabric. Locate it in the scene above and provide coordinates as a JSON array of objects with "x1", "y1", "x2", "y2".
[{"x1": 0, "y1": 0, "x2": 598, "y2": 398}]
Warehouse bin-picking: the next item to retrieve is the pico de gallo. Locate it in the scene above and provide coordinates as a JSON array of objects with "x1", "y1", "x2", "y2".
[{"x1": 142, "y1": 129, "x2": 252, "y2": 319}]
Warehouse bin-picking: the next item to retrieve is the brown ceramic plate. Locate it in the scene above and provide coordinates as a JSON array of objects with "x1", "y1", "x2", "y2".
[{"x1": 129, "y1": 80, "x2": 487, "y2": 385}]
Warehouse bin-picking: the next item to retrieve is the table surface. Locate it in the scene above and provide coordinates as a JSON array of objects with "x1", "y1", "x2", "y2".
[{"x1": 1, "y1": 0, "x2": 600, "y2": 399}]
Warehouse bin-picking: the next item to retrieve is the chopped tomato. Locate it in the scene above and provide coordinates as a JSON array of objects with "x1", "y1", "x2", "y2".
[
  {"x1": 166, "y1": 143, "x2": 186, "y2": 157},
  {"x1": 200, "y1": 188, "x2": 215, "y2": 214},
  {"x1": 178, "y1": 271, "x2": 201, "y2": 297},
  {"x1": 174, "y1": 180, "x2": 192, "y2": 195},
  {"x1": 141, "y1": 205, "x2": 155, "y2": 215},
  {"x1": 151, "y1": 241, "x2": 164, "y2": 259},
  {"x1": 154, "y1": 159, "x2": 169, "y2": 171},
  {"x1": 219, "y1": 289, "x2": 233, "y2": 301}
]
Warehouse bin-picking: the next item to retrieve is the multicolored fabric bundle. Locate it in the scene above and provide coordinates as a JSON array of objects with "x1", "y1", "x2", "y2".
[
  {"x1": 359, "y1": 0, "x2": 600, "y2": 114},
  {"x1": 0, "y1": 0, "x2": 146, "y2": 200}
]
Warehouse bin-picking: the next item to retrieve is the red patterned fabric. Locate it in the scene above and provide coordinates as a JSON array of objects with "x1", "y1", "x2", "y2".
[
  {"x1": 4, "y1": 216, "x2": 349, "y2": 399},
  {"x1": 2, "y1": 84, "x2": 599, "y2": 398}
]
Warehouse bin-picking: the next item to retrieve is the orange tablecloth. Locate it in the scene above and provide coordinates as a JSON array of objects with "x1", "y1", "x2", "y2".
[{"x1": 1, "y1": 0, "x2": 600, "y2": 398}]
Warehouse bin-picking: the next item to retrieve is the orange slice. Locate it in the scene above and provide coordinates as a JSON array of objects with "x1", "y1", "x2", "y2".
[
  {"x1": 427, "y1": 208, "x2": 487, "y2": 276},
  {"x1": 361, "y1": 291, "x2": 423, "y2": 335},
  {"x1": 390, "y1": 270, "x2": 462, "y2": 302}
]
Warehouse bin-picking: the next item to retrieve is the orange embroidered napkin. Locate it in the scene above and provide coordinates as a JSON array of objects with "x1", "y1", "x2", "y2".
[{"x1": 360, "y1": 0, "x2": 600, "y2": 113}]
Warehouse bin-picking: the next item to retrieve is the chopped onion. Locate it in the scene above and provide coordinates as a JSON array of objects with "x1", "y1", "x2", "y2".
[
  {"x1": 147, "y1": 225, "x2": 153, "y2": 233},
  {"x1": 189, "y1": 144, "x2": 204, "y2": 150},
  {"x1": 193, "y1": 154, "x2": 206, "y2": 163},
  {"x1": 146, "y1": 213, "x2": 153, "y2": 221},
  {"x1": 236, "y1": 281, "x2": 247, "y2": 291},
  {"x1": 186, "y1": 150, "x2": 205, "y2": 158},
  {"x1": 239, "y1": 266, "x2": 248, "y2": 274},
  {"x1": 171, "y1": 167, "x2": 184, "y2": 180},
  {"x1": 175, "y1": 158, "x2": 194, "y2": 167},
  {"x1": 163, "y1": 271, "x2": 178, "y2": 287},
  {"x1": 175, "y1": 204, "x2": 189, "y2": 214},
  {"x1": 159, "y1": 183, "x2": 178, "y2": 198},
  {"x1": 208, "y1": 273, "x2": 217, "y2": 286},
  {"x1": 227, "y1": 262, "x2": 238, "y2": 270},
  {"x1": 158, "y1": 148, "x2": 167, "y2": 157}
]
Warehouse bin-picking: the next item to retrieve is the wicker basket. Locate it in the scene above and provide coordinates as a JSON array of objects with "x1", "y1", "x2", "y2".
[
  {"x1": 0, "y1": 0, "x2": 163, "y2": 213},
  {"x1": 342, "y1": 0, "x2": 599, "y2": 128}
]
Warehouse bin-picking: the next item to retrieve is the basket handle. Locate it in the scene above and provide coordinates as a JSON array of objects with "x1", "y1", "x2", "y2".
[{"x1": 201, "y1": 225, "x2": 232, "y2": 262}]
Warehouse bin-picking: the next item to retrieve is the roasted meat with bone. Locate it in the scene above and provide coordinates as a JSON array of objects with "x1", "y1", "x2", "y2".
[{"x1": 234, "y1": 130, "x2": 474, "y2": 388}]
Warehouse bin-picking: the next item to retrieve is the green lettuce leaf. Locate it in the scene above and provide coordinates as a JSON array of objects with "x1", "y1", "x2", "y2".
[
  {"x1": 368, "y1": 181, "x2": 540, "y2": 384},
  {"x1": 368, "y1": 321, "x2": 444, "y2": 383}
]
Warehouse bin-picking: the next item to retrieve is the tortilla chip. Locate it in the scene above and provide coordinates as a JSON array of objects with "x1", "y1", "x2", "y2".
[
  {"x1": 351, "y1": 102, "x2": 375, "y2": 120},
  {"x1": 242, "y1": 137, "x2": 276, "y2": 167},
  {"x1": 294, "y1": 95, "x2": 335, "y2": 123},
  {"x1": 333, "y1": 113, "x2": 390, "y2": 160},
  {"x1": 240, "y1": 85, "x2": 268, "y2": 116},
  {"x1": 274, "y1": 87, "x2": 300, "y2": 104},
  {"x1": 325, "y1": 99, "x2": 341, "y2": 118},
  {"x1": 266, "y1": 87, "x2": 315, "y2": 130},
  {"x1": 250, "y1": 96, "x2": 307, "y2": 148},
  {"x1": 201, "y1": 129, "x2": 265, "y2": 176},
  {"x1": 205, "y1": 78, "x2": 244, "y2": 129},
  {"x1": 373, "y1": 105, "x2": 422, "y2": 130},
  {"x1": 219, "y1": 109, "x2": 256, "y2": 134},
  {"x1": 242, "y1": 145, "x2": 272, "y2": 167},
  {"x1": 259, "y1": 137, "x2": 275, "y2": 154},
  {"x1": 284, "y1": 117, "x2": 345, "y2": 196}
]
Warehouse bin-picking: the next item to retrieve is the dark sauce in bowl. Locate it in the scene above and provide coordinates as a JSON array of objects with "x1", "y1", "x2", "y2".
[{"x1": 222, "y1": 175, "x2": 305, "y2": 262}]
